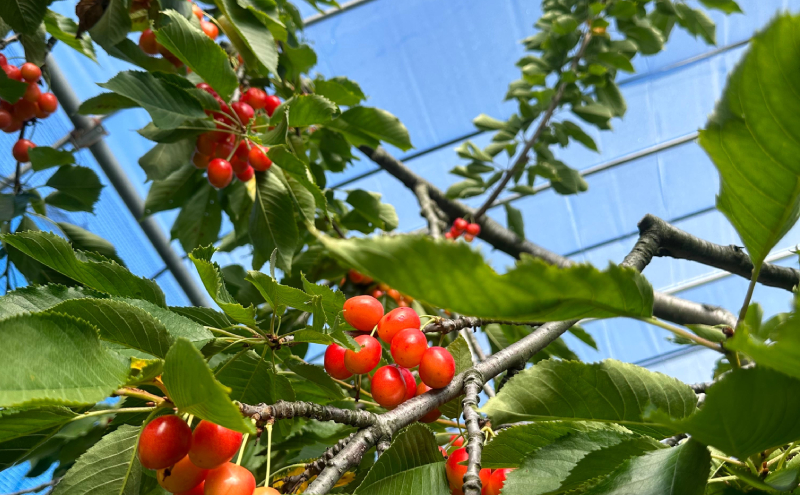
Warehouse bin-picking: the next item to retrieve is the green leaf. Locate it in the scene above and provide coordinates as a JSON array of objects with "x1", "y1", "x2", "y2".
[
  {"x1": 622, "y1": 18, "x2": 666, "y2": 55},
  {"x1": 345, "y1": 190, "x2": 399, "y2": 231},
  {"x1": 123, "y1": 298, "x2": 213, "y2": 347},
  {"x1": 504, "y1": 204, "x2": 525, "y2": 238},
  {"x1": 1, "y1": 231, "x2": 166, "y2": 305},
  {"x1": 267, "y1": 146, "x2": 327, "y2": 214},
  {"x1": 280, "y1": 43, "x2": 317, "y2": 80},
  {"x1": 531, "y1": 161, "x2": 589, "y2": 195},
  {"x1": 18, "y1": 23, "x2": 47, "y2": 67},
  {"x1": 78, "y1": 92, "x2": 139, "y2": 116},
  {"x1": 501, "y1": 428, "x2": 665, "y2": 495},
  {"x1": 354, "y1": 424, "x2": 450, "y2": 495},
  {"x1": 52, "y1": 425, "x2": 143, "y2": 495},
  {"x1": 0, "y1": 0, "x2": 47, "y2": 34},
  {"x1": 98, "y1": 71, "x2": 206, "y2": 129},
  {"x1": 163, "y1": 339, "x2": 256, "y2": 434},
  {"x1": 0, "y1": 313, "x2": 129, "y2": 408},
  {"x1": 596, "y1": 78, "x2": 626, "y2": 118},
  {"x1": 699, "y1": 0, "x2": 742, "y2": 14},
  {"x1": 439, "y1": 335, "x2": 473, "y2": 419},
  {"x1": 336, "y1": 106, "x2": 413, "y2": 151},
  {"x1": 249, "y1": 168, "x2": 298, "y2": 273},
  {"x1": 0, "y1": 284, "x2": 96, "y2": 320},
  {"x1": 144, "y1": 164, "x2": 204, "y2": 215},
  {"x1": 597, "y1": 51, "x2": 634, "y2": 73},
  {"x1": 727, "y1": 314, "x2": 800, "y2": 380},
  {"x1": 45, "y1": 165, "x2": 103, "y2": 213},
  {"x1": 0, "y1": 407, "x2": 77, "y2": 469},
  {"x1": 561, "y1": 121, "x2": 598, "y2": 152},
  {"x1": 284, "y1": 94, "x2": 339, "y2": 127},
  {"x1": 57, "y1": 222, "x2": 124, "y2": 266},
  {"x1": 104, "y1": 38, "x2": 178, "y2": 73},
  {"x1": 649, "y1": 367, "x2": 800, "y2": 458},
  {"x1": 44, "y1": 10, "x2": 97, "y2": 62},
  {"x1": 170, "y1": 305, "x2": 233, "y2": 328},
  {"x1": 155, "y1": 10, "x2": 238, "y2": 100},
  {"x1": 216, "y1": 0, "x2": 278, "y2": 75},
  {"x1": 699, "y1": 15, "x2": 800, "y2": 266},
  {"x1": 291, "y1": 329, "x2": 334, "y2": 345},
  {"x1": 283, "y1": 357, "x2": 343, "y2": 400},
  {"x1": 314, "y1": 77, "x2": 366, "y2": 106},
  {"x1": 581, "y1": 439, "x2": 709, "y2": 495},
  {"x1": 244, "y1": 271, "x2": 313, "y2": 313},
  {"x1": 320, "y1": 234, "x2": 653, "y2": 321},
  {"x1": 675, "y1": 4, "x2": 716, "y2": 45},
  {"x1": 171, "y1": 184, "x2": 222, "y2": 252},
  {"x1": 188, "y1": 246, "x2": 257, "y2": 326},
  {"x1": 0, "y1": 68, "x2": 28, "y2": 103},
  {"x1": 28, "y1": 147, "x2": 76, "y2": 172},
  {"x1": 481, "y1": 359, "x2": 697, "y2": 436},
  {"x1": 88, "y1": 0, "x2": 131, "y2": 48},
  {"x1": 215, "y1": 351, "x2": 295, "y2": 406},
  {"x1": 572, "y1": 102, "x2": 614, "y2": 128}
]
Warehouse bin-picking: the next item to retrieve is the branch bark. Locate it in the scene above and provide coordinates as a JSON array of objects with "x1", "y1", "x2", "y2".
[
  {"x1": 414, "y1": 183, "x2": 444, "y2": 239},
  {"x1": 460, "y1": 328, "x2": 495, "y2": 398},
  {"x1": 424, "y1": 316, "x2": 541, "y2": 334},
  {"x1": 238, "y1": 401, "x2": 377, "y2": 428},
  {"x1": 462, "y1": 372, "x2": 486, "y2": 495},
  {"x1": 278, "y1": 433, "x2": 356, "y2": 493}
]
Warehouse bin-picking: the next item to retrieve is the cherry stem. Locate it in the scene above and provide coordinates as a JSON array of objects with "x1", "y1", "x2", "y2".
[
  {"x1": 70, "y1": 406, "x2": 157, "y2": 422},
  {"x1": 115, "y1": 387, "x2": 165, "y2": 404},
  {"x1": 186, "y1": 414, "x2": 194, "y2": 427},
  {"x1": 265, "y1": 423, "x2": 273, "y2": 487},
  {"x1": 236, "y1": 433, "x2": 250, "y2": 466}
]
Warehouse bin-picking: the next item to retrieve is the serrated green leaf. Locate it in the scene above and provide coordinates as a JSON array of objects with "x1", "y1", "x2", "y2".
[
  {"x1": 0, "y1": 68, "x2": 28, "y2": 103},
  {"x1": 284, "y1": 357, "x2": 343, "y2": 400},
  {"x1": 169, "y1": 305, "x2": 233, "y2": 329},
  {"x1": 88, "y1": 0, "x2": 131, "y2": 48},
  {"x1": 320, "y1": 234, "x2": 654, "y2": 321},
  {"x1": 171, "y1": 184, "x2": 222, "y2": 252},
  {"x1": 139, "y1": 139, "x2": 196, "y2": 182},
  {"x1": 28, "y1": 147, "x2": 76, "y2": 172},
  {"x1": 45, "y1": 165, "x2": 103, "y2": 213},
  {"x1": 283, "y1": 94, "x2": 338, "y2": 127},
  {"x1": 267, "y1": 146, "x2": 327, "y2": 215},
  {"x1": 215, "y1": 350, "x2": 295, "y2": 406},
  {"x1": 163, "y1": 339, "x2": 255, "y2": 433},
  {"x1": 482, "y1": 359, "x2": 697, "y2": 436},
  {"x1": 0, "y1": 284, "x2": 97, "y2": 320},
  {"x1": 57, "y1": 222, "x2": 124, "y2": 266},
  {"x1": 345, "y1": 189, "x2": 398, "y2": 232},
  {"x1": 245, "y1": 271, "x2": 313, "y2": 313},
  {"x1": 596, "y1": 51, "x2": 635, "y2": 73},
  {"x1": 0, "y1": 0, "x2": 47, "y2": 34},
  {"x1": 44, "y1": 10, "x2": 97, "y2": 62},
  {"x1": 123, "y1": 299, "x2": 213, "y2": 347},
  {"x1": 249, "y1": 168, "x2": 298, "y2": 273},
  {"x1": 144, "y1": 164, "x2": 204, "y2": 215},
  {"x1": 336, "y1": 106, "x2": 412, "y2": 151},
  {"x1": 699, "y1": 0, "x2": 742, "y2": 14},
  {"x1": 104, "y1": 38, "x2": 178, "y2": 73},
  {"x1": 1, "y1": 231, "x2": 166, "y2": 305},
  {"x1": 78, "y1": 92, "x2": 139, "y2": 116},
  {"x1": 727, "y1": 312, "x2": 800, "y2": 380},
  {"x1": 0, "y1": 313, "x2": 130, "y2": 408},
  {"x1": 291, "y1": 329, "x2": 334, "y2": 345},
  {"x1": 216, "y1": 0, "x2": 278, "y2": 74},
  {"x1": 504, "y1": 203, "x2": 525, "y2": 238},
  {"x1": 314, "y1": 77, "x2": 366, "y2": 106},
  {"x1": 189, "y1": 246, "x2": 257, "y2": 326},
  {"x1": 675, "y1": 4, "x2": 716, "y2": 44},
  {"x1": 0, "y1": 407, "x2": 78, "y2": 469}
]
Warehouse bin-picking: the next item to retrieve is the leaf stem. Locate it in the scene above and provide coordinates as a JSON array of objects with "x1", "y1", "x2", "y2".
[
  {"x1": 773, "y1": 442, "x2": 798, "y2": 470},
  {"x1": 70, "y1": 406, "x2": 158, "y2": 422},
  {"x1": 708, "y1": 475, "x2": 738, "y2": 484},
  {"x1": 115, "y1": 387, "x2": 166, "y2": 404},
  {"x1": 265, "y1": 423, "x2": 273, "y2": 487},
  {"x1": 640, "y1": 317, "x2": 724, "y2": 352},
  {"x1": 711, "y1": 454, "x2": 746, "y2": 468},
  {"x1": 236, "y1": 433, "x2": 250, "y2": 466}
]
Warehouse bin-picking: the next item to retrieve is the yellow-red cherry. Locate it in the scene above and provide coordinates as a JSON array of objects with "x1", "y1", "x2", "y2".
[
  {"x1": 416, "y1": 382, "x2": 441, "y2": 423},
  {"x1": 188, "y1": 420, "x2": 243, "y2": 469},
  {"x1": 12, "y1": 139, "x2": 36, "y2": 163},
  {"x1": 371, "y1": 365, "x2": 407, "y2": 409},
  {"x1": 252, "y1": 488, "x2": 280, "y2": 495},
  {"x1": 200, "y1": 20, "x2": 218, "y2": 40},
  {"x1": 247, "y1": 145, "x2": 272, "y2": 172},
  {"x1": 445, "y1": 448, "x2": 468, "y2": 492},
  {"x1": 324, "y1": 343, "x2": 353, "y2": 380},
  {"x1": 376, "y1": 307, "x2": 421, "y2": 344},
  {"x1": 139, "y1": 415, "x2": 193, "y2": 470},
  {"x1": 139, "y1": 29, "x2": 159, "y2": 55},
  {"x1": 480, "y1": 469, "x2": 493, "y2": 494},
  {"x1": 176, "y1": 481, "x2": 205, "y2": 495},
  {"x1": 419, "y1": 346, "x2": 455, "y2": 389},
  {"x1": 342, "y1": 295, "x2": 384, "y2": 331},
  {"x1": 343, "y1": 334, "x2": 381, "y2": 375},
  {"x1": 390, "y1": 328, "x2": 428, "y2": 368},
  {"x1": 485, "y1": 468, "x2": 514, "y2": 495},
  {"x1": 397, "y1": 366, "x2": 416, "y2": 401},
  {"x1": 157, "y1": 455, "x2": 208, "y2": 493},
  {"x1": 38, "y1": 92, "x2": 58, "y2": 113},
  {"x1": 20, "y1": 63, "x2": 41, "y2": 83},
  {"x1": 23, "y1": 83, "x2": 40, "y2": 103},
  {"x1": 203, "y1": 462, "x2": 255, "y2": 495}
]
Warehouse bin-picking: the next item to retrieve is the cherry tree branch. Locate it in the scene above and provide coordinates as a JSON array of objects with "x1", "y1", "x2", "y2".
[
  {"x1": 424, "y1": 316, "x2": 541, "y2": 334},
  {"x1": 462, "y1": 372, "x2": 486, "y2": 495},
  {"x1": 460, "y1": 329, "x2": 495, "y2": 398},
  {"x1": 238, "y1": 401, "x2": 377, "y2": 428},
  {"x1": 277, "y1": 433, "x2": 356, "y2": 493},
  {"x1": 414, "y1": 183, "x2": 444, "y2": 239}
]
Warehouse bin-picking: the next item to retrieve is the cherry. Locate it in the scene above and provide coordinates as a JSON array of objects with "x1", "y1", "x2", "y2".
[
  {"x1": 3, "y1": 64, "x2": 22, "y2": 82},
  {"x1": 324, "y1": 343, "x2": 353, "y2": 380},
  {"x1": 230, "y1": 156, "x2": 249, "y2": 174},
  {"x1": 230, "y1": 102, "x2": 254, "y2": 125},
  {"x1": 207, "y1": 158, "x2": 233, "y2": 189},
  {"x1": 197, "y1": 83, "x2": 217, "y2": 97},
  {"x1": 397, "y1": 366, "x2": 416, "y2": 401},
  {"x1": 201, "y1": 20, "x2": 218, "y2": 40},
  {"x1": 372, "y1": 289, "x2": 385, "y2": 299},
  {"x1": 252, "y1": 488, "x2": 280, "y2": 495},
  {"x1": 196, "y1": 132, "x2": 218, "y2": 155},
  {"x1": 377, "y1": 307, "x2": 421, "y2": 344},
  {"x1": 464, "y1": 234, "x2": 475, "y2": 242},
  {"x1": 34, "y1": 103, "x2": 50, "y2": 120},
  {"x1": 12, "y1": 139, "x2": 36, "y2": 163},
  {"x1": 343, "y1": 334, "x2": 381, "y2": 375},
  {"x1": 241, "y1": 88, "x2": 267, "y2": 110},
  {"x1": 189, "y1": 420, "x2": 243, "y2": 469},
  {"x1": 139, "y1": 29, "x2": 159, "y2": 55},
  {"x1": 390, "y1": 328, "x2": 428, "y2": 368},
  {"x1": 371, "y1": 365, "x2": 407, "y2": 409},
  {"x1": 214, "y1": 138, "x2": 235, "y2": 159},
  {"x1": 348, "y1": 269, "x2": 372, "y2": 285},
  {"x1": 454, "y1": 218, "x2": 468, "y2": 231},
  {"x1": 416, "y1": 383, "x2": 441, "y2": 423},
  {"x1": 38, "y1": 93, "x2": 58, "y2": 113},
  {"x1": 192, "y1": 3, "x2": 204, "y2": 19},
  {"x1": 23, "y1": 83, "x2": 40, "y2": 103},
  {"x1": 444, "y1": 231, "x2": 454, "y2": 240},
  {"x1": 138, "y1": 415, "x2": 193, "y2": 469},
  {"x1": 419, "y1": 346, "x2": 455, "y2": 389},
  {"x1": 466, "y1": 223, "x2": 481, "y2": 236},
  {"x1": 234, "y1": 140, "x2": 250, "y2": 160},
  {"x1": 263, "y1": 95, "x2": 281, "y2": 116},
  {"x1": 20, "y1": 63, "x2": 41, "y2": 83},
  {"x1": 4, "y1": 116, "x2": 22, "y2": 133},
  {"x1": 193, "y1": 151, "x2": 210, "y2": 169},
  {"x1": 14, "y1": 100, "x2": 37, "y2": 121},
  {"x1": 0, "y1": 109, "x2": 11, "y2": 130},
  {"x1": 386, "y1": 289, "x2": 401, "y2": 302},
  {"x1": 157, "y1": 455, "x2": 208, "y2": 493},
  {"x1": 203, "y1": 463, "x2": 255, "y2": 495},
  {"x1": 342, "y1": 295, "x2": 384, "y2": 331},
  {"x1": 235, "y1": 165, "x2": 254, "y2": 182},
  {"x1": 480, "y1": 469, "x2": 493, "y2": 495},
  {"x1": 0, "y1": 54, "x2": 6, "y2": 65},
  {"x1": 248, "y1": 145, "x2": 272, "y2": 172},
  {"x1": 176, "y1": 481, "x2": 205, "y2": 495},
  {"x1": 445, "y1": 448, "x2": 468, "y2": 492},
  {"x1": 485, "y1": 468, "x2": 513, "y2": 495},
  {"x1": 450, "y1": 434, "x2": 464, "y2": 448}
]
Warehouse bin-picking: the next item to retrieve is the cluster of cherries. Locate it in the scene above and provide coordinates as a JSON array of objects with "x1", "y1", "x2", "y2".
[
  {"x1": 139, "y1": 415, "x2": 278, "y2": 495},
  {"x1": 138, "y1": 2, "x2": 219, "y2": 67},
  {"x1": 444, "y1": 435, "x2": 514, "y2": 495},
  {"x1": 445, "y1": 217, "x2": 481, "y2": 242},
  {"x1": 324, "y1": 295, "x2": 455, "y2": 416},
  {"x1": 1, "y1": 56, "x2": 59, "y2": 147},
  {"x1": 346, "y1": 269, "x2": 414, "y2": 307},
  {"x1": 191, "y1": 83, "x2": 280, "y2": 189}
]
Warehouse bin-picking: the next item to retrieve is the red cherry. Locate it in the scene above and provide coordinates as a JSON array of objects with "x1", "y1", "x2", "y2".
[
  {"x1": 230, "y1": 102, "x2": 254, "y2": 125},
  {"x1": 397, "y1": 366, "x2": 416, "y2": 401},
  {"x1": 189, "y1": 420, "x2": 243, "y2": 469},
  {"x1": 176, "y1": 481, "x2": 205, "y2": 495},
  {"x1": 248, "y1": 145, "x2": 272, "y2": 172},
  {"x1": 348, "y1": 269, "x2": 373, "y2": 285},
  {"x1": 377, "y1": 307, "x2": 421, "y2": 344},
  {"x1": 20, "y1": 63, "x2": 41, "y2": 83},
  {"x1": 139, "y1": 29, "x2": 159, "y2": 55},
  {"x1": 371, "y1": 365, "x2": 407, "y2": 409},
  {"x1": 444, "y1": 231, "x2": 454, "y2": 240},
  {"x1": 201, "y1": 20, "x2": 218, "y2": 40},
  {"x1": 195, "y1": 133, "x2": 218, "y2": 155},
  {"x1": 466, "y1": 223, "x2": 481, "y2": 236},
  {"x1": 446, "y1": 448, "x2": 468, "y2": 492},
  {"x1": 419, "y1": 346, "x2": 455, "y2": 389},
  {"x1": 38, "y1": 93, "x2": 58, "y2": 113},
  {"x1": 464, "y1": 234, "x2": 474, "y2": 242},
  {"x1": 138, "y1": 415, "x2": 193, "y2": 470},
  {"x1": 485, "y1": 468, "x2": 514, "y2": 495},
  {"x1": 33, "y1": 103, "x2": 50, "y2": 120},
  {"x1": 234, "y1": 140, "x2": 250, "y2": 160},
  {"x1": 343, "y1": 334, "x2": 381, "y2": 375},
  {"x1": 197, "y1": 83, "x2": 217, "y2": 97},
  {"x1": 3, "y1": 116, "x2": 22, "y2": 133},
  {"x1": 386, "y1": 289, "x2": 401, "y2": 302},
  {"x1": 0, "y1": 54, "x2": 6, "y2": 65},
  {"x1": 0, "y1": 109, "x2": 11, "y2": 130},
  {"x1": 252, "y1": 488, "x2": 280, "y2": 495},
  {"x1": 193, "y1": 151, "x2": 210, "y2": 169},
  {"x1": 207, "y1": 158, "x2": 233, "y2": 189},
  {"x1": 12, "y1": 139, "x2": 36, "y2": 163},
  {"x1": 342, "y1": 295, "x2": 384, "y2": 331},
  {"x1": 241, "y1": 88, "x2": 267, "y2": 110},
  {"x1": 204, "y1": 463, "x2": 255, "y2": 495},
  {"x1": 235, "y1": 165, "x2": 254, "y2": 182},
  {"x1": 14, "y1": 100, "x2": 37, "y2": 121},
  {"x1": 450, "y1": 434, "x2": 464, "y2": 448},
  {"x1": 480, "y1": 469, "x2": 493, "y2": 495},
  {"x1": 230, "y1": 156, "x2": 249, "y2": 174},
  {"x1": 158, "y1": 455, "x2": 209, "y2": 493},
  {"x1": 372, "y1": 289, "x2": 385, "y2": 299},
  {"x1": 324, "y1": 343, "x2": 353, "y2": 380},
  {"x1": 416, "y1": 383, "x2": 441, "y2": 423},
  {"x1": 23, "y1": 83, "x2": 40, "y2": 103},
  {"x1": 454, "y1": 218, "x2": 468, "y2": 231},
  {"x1": 263, "y1": 95, "x2": 281, "y2": 116},
  {"x1": 390, "y1": 328, "x2": 428, "y2": 368},
  {"x1": 192, "y1": 3, "x2": 204, "y2": 19},
  {"x1": 3, "y1": 64, "x2": 22, "y2": 82},
  {"x1": 214, "y1": 138, "x2": 235, "y2": 159}
]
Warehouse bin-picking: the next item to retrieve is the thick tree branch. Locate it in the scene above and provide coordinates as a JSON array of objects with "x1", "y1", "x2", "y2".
[
  {"x1": 424, "y1": 316, "x2": 541, "y2": 334},
  {"x1": 414, "y1": 183, "x2": 444, "y2": 239},
  {"x1": 462, "y1": 372, "x2": 486, "y2": 495},
  {"x1": 637, "y1": 214, "x2": 799, "y2": 291},
  {"x1": 460, "y1": 328, "x2": 495, "y2": 398},
  {"x1": 278, "y1": 433, "x2": 356, "y2": 493},
  {"x1": 473, "y1": 31, "x2": 594, "y2": 220},
  {"x1": 238, "y1": 401, "x2": 377, "y2": 428}
]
